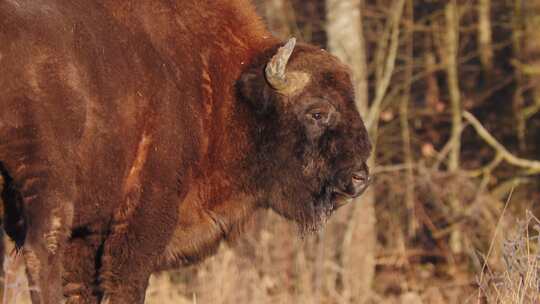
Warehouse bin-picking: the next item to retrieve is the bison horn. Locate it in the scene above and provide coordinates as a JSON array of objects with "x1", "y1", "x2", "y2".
[{"x1": 265, "y1": 38, "x2": 310, "y2": 95}]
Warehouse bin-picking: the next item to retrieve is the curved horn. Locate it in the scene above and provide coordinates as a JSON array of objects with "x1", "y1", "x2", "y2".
[{"x1": 265, "y1": 38, "x2": 297, "y2": 91}]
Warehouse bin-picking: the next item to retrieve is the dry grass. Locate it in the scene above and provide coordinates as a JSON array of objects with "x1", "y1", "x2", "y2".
[
  {"x1": 477, "y1": 210, "x2": 540, "y2": 303},
  {"x1": 1, "y1": 253, "x2": 32, "y2": 304}
]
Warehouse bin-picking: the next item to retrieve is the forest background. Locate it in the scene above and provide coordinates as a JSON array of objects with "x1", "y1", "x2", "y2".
[{"x1": 5, "y1": 0, "x2": 540, "y2": 303}]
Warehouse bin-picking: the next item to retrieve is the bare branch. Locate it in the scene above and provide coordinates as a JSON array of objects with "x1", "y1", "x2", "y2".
[
  {"x1": 365, "y1": 0, "x2": 406, "y2": 130},
  {"x1": 463, "y1": 111, "x2": 540, "y2": 172}
]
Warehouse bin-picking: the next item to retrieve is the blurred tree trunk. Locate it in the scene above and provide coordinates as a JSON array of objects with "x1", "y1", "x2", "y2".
[
  {"x1": 445, "y1": 1, "x2": 461, "y2": 178},
  {"x1": 401, "y1": 0, "x2": 416, "y2": 238},
  {"x1": 289, "y1": 0, "x2": 327, "y2": 47},
  {"x1": 478, "y1": 0, "x2": 493, "y2": 77},
  {"x1": 513, "y1": 1, "x2": 540, "y2": 150},
  {"x1": 255, "y1": 0, "x2": 293, "y2": 38},
  {"x1": 445, "y1": 0, "x2": 463, "y2": 255},
  {"x1": 326, "y1": 0, "x2": 368, "y2": 116},
  {"x1": 522, "y1": 2, "x2": 540, "y2": 110},
  {"x1": 326, "y1": 0, "x2": 374, "y2": 302},
  {"x1": 512, "y1": 0, "x2": 526, "y2": 150}
]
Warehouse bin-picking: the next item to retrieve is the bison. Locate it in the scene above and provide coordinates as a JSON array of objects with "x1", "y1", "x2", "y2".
[{"x1": 0, "y1": 0, "x2": 371, "y2": 303}]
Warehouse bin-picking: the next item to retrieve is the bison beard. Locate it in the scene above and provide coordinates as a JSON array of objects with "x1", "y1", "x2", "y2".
[
  {"x1": 248, "y1": 110, "x2": 346, "y2": 234},
  {"x1": 0, "y1": 0, "x2": 371, "y2": 303}
]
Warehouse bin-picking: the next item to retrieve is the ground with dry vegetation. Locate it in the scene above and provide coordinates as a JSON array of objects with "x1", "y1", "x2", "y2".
[{"x1": 3, "y1": 199, "x2": 540, "y2": 303}]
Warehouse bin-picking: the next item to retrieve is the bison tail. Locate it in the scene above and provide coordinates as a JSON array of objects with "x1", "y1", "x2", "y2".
[{"x1": 0, "y1": 163, "x2": 27, "y2": 250}]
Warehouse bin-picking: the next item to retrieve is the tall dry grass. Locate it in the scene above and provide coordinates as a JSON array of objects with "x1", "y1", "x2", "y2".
[{"x1": 477, "y1": 210, "x2": 540, "y2": 303}]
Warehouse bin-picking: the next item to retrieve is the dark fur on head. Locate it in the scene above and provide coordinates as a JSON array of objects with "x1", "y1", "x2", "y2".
[{"x1": 238, "y1": 43, "x2": 371, "y2": 233}]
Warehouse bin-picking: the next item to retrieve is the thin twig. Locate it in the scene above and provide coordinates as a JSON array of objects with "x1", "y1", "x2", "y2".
[
  {"x1": 463, "y1": 111, "x2": 540, "y2": 171},
  {"x1": 366, "y1": 0, "x2": 406, "y2": 130},
  {"x1": 477, "y1": 187, "x2": 515, "y2": 303}
]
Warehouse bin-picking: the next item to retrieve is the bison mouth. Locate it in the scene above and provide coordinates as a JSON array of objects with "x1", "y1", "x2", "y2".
[
  {"x1": 300, "y1": 179, "x2": 371, "y2": 234},
  {"x1": 298, "y1": 186, "x2": 350, "y2": 233},
  {"x1": 322, "y1": 173, "x2": 371, "y2": 209},
  {"x1": 330, "y1": 190, "x2": 355, "y2": 209}
]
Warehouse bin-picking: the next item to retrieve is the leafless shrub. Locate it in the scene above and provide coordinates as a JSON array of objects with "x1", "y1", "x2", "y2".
[{"x1": 477, "y1": 210, "x2": 540, "y2": 303}]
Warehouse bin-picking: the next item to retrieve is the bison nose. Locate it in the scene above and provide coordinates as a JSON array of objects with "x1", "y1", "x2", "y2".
[
  {"x1": 334, "y1": 167, "x2": 370, "y2": 198},
  {"x1": 349, "y1": 169, "x2": 371, "y2": 197}
]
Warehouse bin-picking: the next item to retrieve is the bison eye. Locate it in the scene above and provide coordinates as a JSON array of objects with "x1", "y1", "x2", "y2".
[
  {"x1": 302, "y1": 102, "x2": 336, "y2": 129},
  {"x1": 307, "y1": 110, "x2": 330, "y2": 125}
]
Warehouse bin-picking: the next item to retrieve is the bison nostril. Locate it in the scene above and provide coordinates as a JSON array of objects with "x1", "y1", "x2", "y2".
[
  {"x1": 351, "y1": 173, "x2": 365, "y2": 183},
  {"x1": 332, "y1": 168, "x2": 370, "y2": 199},
  {"x1": 350, "y1": 170, "x2": 368, "y2": 184}
]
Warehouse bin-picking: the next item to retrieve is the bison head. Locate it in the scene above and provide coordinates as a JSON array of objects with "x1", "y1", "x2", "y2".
[{"x1": 239, "y1": 38, "x2": 372, "y2": 232}]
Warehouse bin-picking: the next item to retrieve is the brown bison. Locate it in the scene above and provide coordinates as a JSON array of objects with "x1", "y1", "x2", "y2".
[{"x1": 0, "y1": 0, "x2": 371, "y2": 303}]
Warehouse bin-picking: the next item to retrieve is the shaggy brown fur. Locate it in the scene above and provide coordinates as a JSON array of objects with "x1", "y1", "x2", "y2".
[{"x1": 0, "y1": 0, "x2": 371, "y2": 303}]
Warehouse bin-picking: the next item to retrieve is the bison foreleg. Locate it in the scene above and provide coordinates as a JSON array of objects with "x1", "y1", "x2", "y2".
[
  {"x1": 99, "y1": 184, "x2": 181, "y2": 303},
  {"x1": 99, "y1": 207, "x2": 177, "y2": 304}
]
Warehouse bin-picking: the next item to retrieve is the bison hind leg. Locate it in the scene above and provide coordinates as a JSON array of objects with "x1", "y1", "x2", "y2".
[
  {"x1": 23, "y1": 200, "x2": 73, "y2": 304},
  {"x1": 1, "y1": 162, "x2": 75, "y2": 303}
]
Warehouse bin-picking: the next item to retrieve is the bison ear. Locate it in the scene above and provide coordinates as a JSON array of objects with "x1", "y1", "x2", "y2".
[{"x1": 237, "y1": 71, "x2": 273, "y2": 113}]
